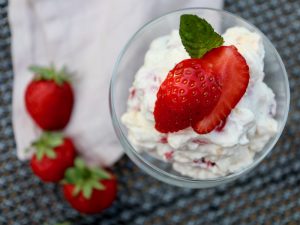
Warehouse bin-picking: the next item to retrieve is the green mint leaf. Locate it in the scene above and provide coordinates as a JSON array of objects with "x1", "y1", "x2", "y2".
[{"x1": 179, "y1": 14, "x2": 224, "y2": 58}]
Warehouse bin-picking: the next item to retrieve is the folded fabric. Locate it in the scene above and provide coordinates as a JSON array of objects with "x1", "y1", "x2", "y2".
[{"x1": 9, "y1": 0, "x2": 223, "y2": 166}]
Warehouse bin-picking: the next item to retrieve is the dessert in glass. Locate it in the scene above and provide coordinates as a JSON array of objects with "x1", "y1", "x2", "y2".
[{"x1": 110, "y1": 8, "x2": 289, "y2": 188}]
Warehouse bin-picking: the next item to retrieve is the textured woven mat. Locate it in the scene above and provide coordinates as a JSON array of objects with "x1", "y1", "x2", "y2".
[{"x1": 1, "y1": 0, "x2": 300, "y2": 224}]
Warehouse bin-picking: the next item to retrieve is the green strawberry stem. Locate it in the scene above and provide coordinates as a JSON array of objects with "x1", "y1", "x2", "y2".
[
  {"x1": 32, "y1": 132, "x2": 64, "y2": 161},
  {"x1": 63, "y1": 158, "x2": 111, "y2": 199},
  {"x1": 56, "y1": 222, "x2": 71, "y2": 225},
  {"x1": 29, "y1": 64, "x2": 70, "y2": 85},
  {"x1": 179, "y1": 14, "x2": 224, "y2": 58}
]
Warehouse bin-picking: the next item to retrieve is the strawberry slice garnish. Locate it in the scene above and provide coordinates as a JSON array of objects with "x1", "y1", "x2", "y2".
[
  {"x1": 154, "y1": 46, "x2": 249, "y2": 134},
  {"x1": 192, "y1": 46, "x2": 249, "y2": 134}
]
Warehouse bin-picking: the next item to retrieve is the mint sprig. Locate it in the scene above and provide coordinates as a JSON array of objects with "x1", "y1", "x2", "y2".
[
  {"x1": 29, "y1": 65, "x2": 70, "y2": 85},
  {"x1": 179, "y1": 14, "x2": 224, "y2": 58},
  {"x1": 32, "y1": 132, "x2": 64, "y2": 161},
  {"x1": 63, "y1": 158, "x2": 111, "y2": 199}
]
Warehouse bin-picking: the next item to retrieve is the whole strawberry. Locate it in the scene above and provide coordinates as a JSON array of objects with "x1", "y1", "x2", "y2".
[
  {"x1": 30, "y1": 132, "x2": 77, "y2": 182},
  {"x1": 62, "y1": 158, "x2": 117, "y2": 214},
  {"x1": 25, "y1": 65, "x2": 74, "y2": 130}
]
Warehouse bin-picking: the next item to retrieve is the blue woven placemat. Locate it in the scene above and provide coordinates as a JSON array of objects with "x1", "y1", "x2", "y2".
[{"x1": 1, "y1": 0, "x2": 300, "y2": 224}]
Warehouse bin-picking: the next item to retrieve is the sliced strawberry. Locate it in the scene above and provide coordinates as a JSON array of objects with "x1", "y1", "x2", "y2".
[
  {"x1": 154, "y1": 59, "x2": 222, "y2": 133},
  {"x1": 192, "y1": 46, "x2": 249, "y2": 134},
  {"x1": 154, "y1": 46, "x2": 249, "y2": 134}
]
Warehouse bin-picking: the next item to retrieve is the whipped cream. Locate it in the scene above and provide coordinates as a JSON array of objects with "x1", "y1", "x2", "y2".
[{"x1": 121, "y1": 27, "x2": 278, "y2": 179}]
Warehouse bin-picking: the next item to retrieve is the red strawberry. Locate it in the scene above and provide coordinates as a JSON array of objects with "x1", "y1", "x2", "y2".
[
  {"x1": 154, "y1": 98, "x2": 191, "y2": 133},
  {"x1": 154, "y1": 59, "x2": 222, "y2": 133},
  {"x1": 154, "y1": 46, "x2": 249, "y2": 134},
  {"x1": 62, "y1": 158, "x2": 117, "y2": 214},
  {"x1": 25, "y1": 65, "x2": 74, "y2": 130},
  {"x1": 192, "y1": 46, "x2": 249, "y2": 134},
  {"x1": 30, "y1": 132, "x2": 76, "y2": 182}
]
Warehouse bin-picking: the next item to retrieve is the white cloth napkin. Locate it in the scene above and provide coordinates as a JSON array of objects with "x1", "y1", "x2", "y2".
[{"x1": 9, "y1": 0, "x2": 223, "y2": 166}]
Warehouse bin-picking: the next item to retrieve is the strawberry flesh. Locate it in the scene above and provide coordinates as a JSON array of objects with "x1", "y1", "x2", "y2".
[
  {"x1": 25, "y1": 80, "x2": 74, "y2": 130},
  {"x1": 192, "y1": 46, "x2": 249, "y2": 134},
  {"x1": 154, "y1": 59, "x2": 221, "y2": 133}
]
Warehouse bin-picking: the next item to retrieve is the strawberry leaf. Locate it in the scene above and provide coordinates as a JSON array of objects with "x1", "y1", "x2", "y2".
[
  {"x1": 36, "y1": 149, "x2": 44, "y2": 161},
  {"x1": 64, "y1": 168, "x2": 77, "y2": 184},
  {"x1": 63, "y1": 157, "x2": 112, "y2": 199},
  {"x1": 56, "y1": 222, "x2": 71, "y2": 225},
  {"x1": 45, "y1": 147, "x2": 57, "y2": 159},
  {"x1": 82, "y1": 184, "x2": 93, "y2": 199},
  {"x1": 29, "y1": 65, "x2": 70, "y2": 85},
  {"x1": 74, "y1": 158, "x2": 85, "y2": 170},
  {"x1": 31, "y1": 132, "x2": 63, "y2": 161},
  {"x1": 72, "y1": 183, "x2": 82, "y2": 197},
  {"x1": 30, "y1": 65, "x2": 53, "y2": 80},
  {"x1": 92, "y1": 180, "x2": 105, "y2": 190},
  {"x1": 45, "y1": 132, "x2": 64, "y2": 147},
  {"x1": 179, "y1": 14, "x2": 224, "y2": 58},
  {"x1": 92, "y1": 168, "x2": 111, "y2": 179}
]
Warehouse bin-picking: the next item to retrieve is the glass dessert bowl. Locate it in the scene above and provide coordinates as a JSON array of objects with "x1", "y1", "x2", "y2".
[{"x1": 109, "y1": 8, "x2": 290, "y2": 188}]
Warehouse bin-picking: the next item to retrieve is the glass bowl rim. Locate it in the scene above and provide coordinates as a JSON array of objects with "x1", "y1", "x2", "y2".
[{"x1": 109, "y1": 7, "x2": 290, "y2": 188}]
